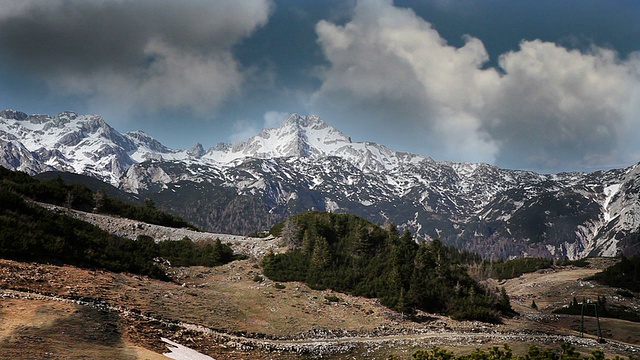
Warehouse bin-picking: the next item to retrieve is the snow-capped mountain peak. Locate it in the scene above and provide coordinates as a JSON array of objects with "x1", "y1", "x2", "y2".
[
  {"x1": 125, "y1": 130, "x2": 172, "y2": 155},
  {"x1": 204, "y1": 113, "x2": 353, "y2": 163},
  {"x1": 0, "y1": 110, "x2": 135, "y2": 183},
  {"x1": 0, "y1": 109, "x2": 28, "y2": 121},
  {"x1": 281, "y1": 113, "x2": 327, "y2": 129},
  {"x1": 204, "y1": 113, "x2": 428, "y2": 172},
  {"x1": 3, "y1": 109, "x2": 640, "y2": 260}
]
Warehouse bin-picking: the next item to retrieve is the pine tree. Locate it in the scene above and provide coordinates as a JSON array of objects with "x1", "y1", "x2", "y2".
[
  {"x1": 308, "y1": 235, "x2": 331, "y2": 288},
  {"x1": 498, "y1": 286, "x2": 513, "y2": 313},
  {"x1": 281, "y1": 218, "x2": 301, "y2": 248},
  {"x1": 93, "y1": 189, "x2": 106, "y2": 212}
]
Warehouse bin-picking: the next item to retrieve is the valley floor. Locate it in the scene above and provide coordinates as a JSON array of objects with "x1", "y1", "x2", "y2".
[{"x1": 1, "y1": 257, "x2": 640, "y2": 359}]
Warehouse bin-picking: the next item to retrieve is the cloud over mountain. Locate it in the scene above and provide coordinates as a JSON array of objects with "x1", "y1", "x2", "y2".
[
  {"x1": 312, "y1": 0, "x2": 640, "y2": 172},
  {"x1": 0, "y1": 0, "x2": 637, "y2": 173}
]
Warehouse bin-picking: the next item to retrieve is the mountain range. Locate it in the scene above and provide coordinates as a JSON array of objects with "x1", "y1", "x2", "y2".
[{"x1": 1, "y1": 108, "x2": 639, "y2": 259}]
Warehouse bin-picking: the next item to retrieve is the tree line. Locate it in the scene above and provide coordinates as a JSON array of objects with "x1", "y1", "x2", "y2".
[
  {"x1": 590, "y1": 255, "x2": 640, "y2": 292},
  {"x1": 0, "y1": 167, "x2": 195, "y2": 229},
  {"x1": 391, "y1": 343, "x2": 622, "y2": 360}
]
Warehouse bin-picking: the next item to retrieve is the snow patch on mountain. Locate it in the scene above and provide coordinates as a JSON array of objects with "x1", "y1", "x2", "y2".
[
  {"x1": 603, "y1": 184, "x2": 621, "y2": 222},
  {"x1": 2, "y1": 109, "x2": 640, "y2": 259}
]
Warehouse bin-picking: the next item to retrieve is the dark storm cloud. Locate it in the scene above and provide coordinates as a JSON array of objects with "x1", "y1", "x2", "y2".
[
  {"x1": 1, "y1": 2, "x2": 144, "y2": 73},
  {"x1": 0, "y1": 0, "x2": 272, "y2": 114}
]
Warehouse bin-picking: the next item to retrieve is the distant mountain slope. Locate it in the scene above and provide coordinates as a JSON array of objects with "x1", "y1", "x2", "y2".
[
  {"x1": 34, "y1": 171, "x2": 140, "y2": 204},
  {"x1": 2, "y1": 109, "x2": 639, "y2": 259},
  {"x1": 0, "y1": 166, "x2": 194, "y2": 230}
]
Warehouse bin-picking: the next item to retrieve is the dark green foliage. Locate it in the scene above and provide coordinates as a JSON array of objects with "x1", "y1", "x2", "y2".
[
  {"x1": 33, "y1": 171, "x2": 139, "y2": 203},
  {"x1": 406, "y1": 343, "x2": 621, "y2": 360},
  {"x1": 590, "y1": 256, "x2": 640, "y2": 292},
  {"x1": 411, "y1": 346, "x2": 456, "y2": 360},
  {"x1": 269, "y1": 221, "x2": 284, "y2": 237},
  {"x1": 274, "y1": 283, "x2": 286, "y2": 289},
  {"x1": 411, "y1": 344, "x2": 515, "y2": 360},
  {"x1": 560, "y1": 258, "x2": 590, "y2": 267},
  {"x1": 262, "y1": 211, "x2": 512, "y2": 323},
  {"x1": 616, "y1": 289, "x2": 634, "y2": 298},
  {"x1": 154, "y1": 236, "x2": 241, "y2": 267},
  {"x1": 553, "y1": 295, "x2": 640, "y2": 322},
  {"x1": 468, "y1": 256, "x2": 590, "y2": 282},
  {"x1": 0, "y1": 167, "x2": 195, "y2": 229},
  {"x1": 0, "y1": 186, "x2": 166, "y2": 279},
  {"x1": 491, "y1": 257, "x2": 553, "y2": 280},
  {"x1": 0, "y1": 167, "x2": 239, "y2": 280},
  {"x1": 324, "y1": 295, "x2": 339, "y2": 302},
  {"x1": 246, "y1": 230, "x2": 270, "y2": 238}
]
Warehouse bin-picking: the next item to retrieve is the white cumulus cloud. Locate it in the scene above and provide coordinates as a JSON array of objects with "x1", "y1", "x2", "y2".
[
  {"x1": 230, "y1": 111, "x2": 290, "y2": 143},
  {"x1": 263, "y1": 111, "x2": 291, "y2": 128},
  {"x1": 312, "y1": 0, "x2": 640, "y2": 171}
]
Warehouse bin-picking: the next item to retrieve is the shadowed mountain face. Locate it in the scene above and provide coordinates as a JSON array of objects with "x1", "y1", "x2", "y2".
[{"x1": 2, "y1": 109, "x2": 640, "y2": 259}]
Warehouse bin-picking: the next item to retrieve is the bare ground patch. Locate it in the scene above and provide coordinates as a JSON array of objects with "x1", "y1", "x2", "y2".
[{"x1": 1, "y1": 257, "x2": 639, "y2": 359}]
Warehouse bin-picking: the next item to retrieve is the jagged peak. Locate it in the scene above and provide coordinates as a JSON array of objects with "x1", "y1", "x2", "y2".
[
  {"x1": 0, "y1": 109, "x2": 28, "y2": 120},
  {"x1": 56, "y1": 111, "x2": 78, "y2": 121},
  {"x1": 126, "y1": 130, "x2": 153, "y2": 139},
  {"x1": 211, "y1": 142, "x2": 231, "y2": 152},
  {"x1": 187, "y1": 143, "x2": 205, "y2": 158},
  {"x1": 125, "y1": 130, "x2": 169, "y2": 153},
  {"x1": 281, "y1": 113, "x2": 327, "y2": 129},
  {"x1": 81, "y1": 115, "x2": 110, "y2": 129}
]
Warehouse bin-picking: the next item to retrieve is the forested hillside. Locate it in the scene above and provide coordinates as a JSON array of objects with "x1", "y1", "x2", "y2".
[
  {"x1": 0, "y1": 166, "x2": 194, "y2": 229},
  {"x1": 590, "y1": 256, "x2": 640, "y2": 292},
  {"x1": 0, "y1": 167, "x2": 238, "y2": 279},
  {"x1": 263, "y1": 211, "x2": 514, "y2": 323}
]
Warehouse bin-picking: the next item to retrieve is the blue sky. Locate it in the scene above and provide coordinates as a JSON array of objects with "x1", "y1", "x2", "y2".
[{"x1": 0, "y1": 0, "x2": 639, "y2": 173}]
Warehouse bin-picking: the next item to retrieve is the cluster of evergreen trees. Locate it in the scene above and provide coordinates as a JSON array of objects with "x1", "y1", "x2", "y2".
[
  {"x1": 590, "y1": 256, "x2": 640, "y2": 292},
  {"x1": 263, "y1": 211, "x2": 513, "y2": 323},
  {"x1": 460, "y1": 253, "x2": 588, "y2": 282},
  {"x1": 394, "y1": 343, "x2": 620, "y2": 360},
  {"x1": 490, "y1": 257, "x2": 553, "y2": 280},
  {"x1": 153, "y1": 236, "x2": 239, "y2": 267},
  {"x1": 0, "y1": 167, "x2": 238, "y2": 279},
  {"x1": 0, "y1": 167, "x2": 194, "y2": 229}
]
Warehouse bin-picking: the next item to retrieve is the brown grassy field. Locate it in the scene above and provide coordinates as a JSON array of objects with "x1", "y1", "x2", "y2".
[{"x1": 1, "y1": 256, "x2": 639, "y2": 359}]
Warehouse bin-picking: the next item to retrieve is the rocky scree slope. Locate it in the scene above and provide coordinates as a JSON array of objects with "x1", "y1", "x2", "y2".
[{"x1": 1, "y1": 109, "x2": 639, "y2": 259}]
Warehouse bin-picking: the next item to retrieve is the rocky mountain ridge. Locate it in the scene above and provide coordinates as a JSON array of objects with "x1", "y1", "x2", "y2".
[{"x1": 1, "y1": 109, "x2": 639, "y2": 259}]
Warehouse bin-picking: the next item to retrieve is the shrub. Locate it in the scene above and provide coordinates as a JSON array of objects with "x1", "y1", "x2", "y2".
[
  {"x1": 616, "y1": 289, "x2": 634, "y2": 298},
  {"x1": 324, "y1": 295, "x2": 340, "y2": 302},
  {"x1": 491, "y1": 257, "x2": 552, "y2": 280}
]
